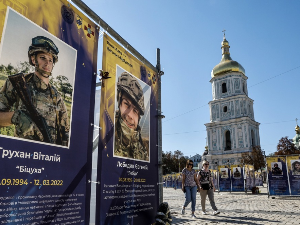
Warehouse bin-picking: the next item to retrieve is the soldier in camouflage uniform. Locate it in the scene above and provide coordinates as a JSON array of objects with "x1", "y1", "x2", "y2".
[
  {"x1": 114, "y1": 72, "x2": 148, "y2": 161},
  {"x1": 0, "y1": 36, "x2": 69, "y2": 146}
]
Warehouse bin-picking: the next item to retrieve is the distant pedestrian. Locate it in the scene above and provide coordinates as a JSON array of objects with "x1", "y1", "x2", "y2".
[
  {"x1": 197, "y1": 160, "x2": 220, "y2": 216},
  {"x1": 181, "y1": 160, "x2": 200, "y2": 218}
]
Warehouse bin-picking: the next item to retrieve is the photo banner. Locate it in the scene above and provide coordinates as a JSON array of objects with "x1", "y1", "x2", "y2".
[
  {"x1": 244, "y1": 164, "x2": 254, "y2": 190},
  {"x1": 211, "y1": 169, "x2": 218, "y2": 190},
  {"x1": 0, "y1": 0, "x2": 98, "y2": 224},
  {"x1": 97, "y1": 34, "x2": 158, "y2": 225},
  {"x1": 231, "y1": 165, "x2": 244, "y2": 192},
  {"x1": 254, "y1": 171, "x2": 263, "y2": 186},
  {"x1": 218, "y1": 166, "x2": 231, "y2": 192},
  {"x1": 286, "y1": 155, "x2": 300, "y2": 195},
  {"x1": 266, "y1": 156, "x2": 289, "y2": 196}
]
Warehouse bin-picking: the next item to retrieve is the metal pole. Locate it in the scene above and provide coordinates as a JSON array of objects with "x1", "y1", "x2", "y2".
[{"x1": 156, "y1": 48, "x2": 164, "y2": 205}]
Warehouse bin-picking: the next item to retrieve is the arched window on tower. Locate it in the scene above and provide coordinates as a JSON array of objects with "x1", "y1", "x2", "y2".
[
  {"x1": 225, "y1": 130, "x2": 231, "y2": 150},
  {"x1": 251, "y1": 130, "x2": 255, "y2": 147},
  {"x1": 223, "y1": 106, "x2": 227, "y2": 112},
  {"x1": 222, "y1": 83, "x2": 227, "y2": 93},
  {"x1": 243, "y1": 82, "x2": 245, "y2": 93}
]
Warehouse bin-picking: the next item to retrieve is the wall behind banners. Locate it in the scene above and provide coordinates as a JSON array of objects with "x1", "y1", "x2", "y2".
[
  {"x1": 97, "y1": 34, "x2": 158, "y2": 225},
  {"x1": 0, "y1": 0, "x2": 98, "y2": 224}
]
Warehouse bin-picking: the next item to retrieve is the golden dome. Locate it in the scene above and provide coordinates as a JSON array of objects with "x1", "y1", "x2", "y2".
[
  {"x1": 296, "y1": 125, "x2": 300, "y2": 134},
  {"x1": 211, "y1": 36, "x2": 245, "y2": 77}
]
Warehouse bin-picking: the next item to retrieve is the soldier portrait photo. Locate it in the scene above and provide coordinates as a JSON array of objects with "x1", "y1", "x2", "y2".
[
  {"x1": 233, "y1": 167, "x2": 241, "y2": 178},
  {"x1": 0, "y1": 9, "x2": 76, "y2": 147},
  {"x1": 271, "y1": 162, "x2": 283, "y2": 176},
  {"x1": 113, "y1": 67, "x2": 151, "y2": 162},
  {"x1": 220, "y1": 168, "x2": 228, "y2": 178},
  {"x1": 291, "y1": 160, "x2": 300, "y2": 175}
]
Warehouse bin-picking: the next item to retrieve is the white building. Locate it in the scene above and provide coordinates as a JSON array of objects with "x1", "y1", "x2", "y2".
[
  {"x1": 204, "y1": 34, "x2": 260, "y2": 170},
  {"x1": 189, "y1": 154, "x2": 202, "y2": 168}
]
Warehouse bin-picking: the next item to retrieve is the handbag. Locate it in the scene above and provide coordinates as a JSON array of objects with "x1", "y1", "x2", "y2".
[{"x1": 202, "y1": 183, "x2": 210, "y2": 190}]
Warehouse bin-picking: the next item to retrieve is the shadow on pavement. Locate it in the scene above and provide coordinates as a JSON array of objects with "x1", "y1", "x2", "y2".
[{"x1": 171, "y1": 213, "x2": 280, "y2": 225}]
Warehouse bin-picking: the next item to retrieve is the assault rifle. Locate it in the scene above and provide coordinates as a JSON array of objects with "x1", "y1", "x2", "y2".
[{"x1": 9, "y1": 73, "x2": 54, "y2": 144}]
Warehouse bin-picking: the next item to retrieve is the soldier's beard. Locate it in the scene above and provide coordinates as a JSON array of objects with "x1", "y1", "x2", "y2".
[
  {"x1": 35, "y1": 66, "x2": 52, "y2": 78},
  {"x1": 119, "y1": 117, "x2": 139, "y2": 147}
]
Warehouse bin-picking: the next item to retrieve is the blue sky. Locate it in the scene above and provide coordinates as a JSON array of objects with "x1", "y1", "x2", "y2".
[{"x1": 82, "y1": 0, "x2": 300, "y2": 157}]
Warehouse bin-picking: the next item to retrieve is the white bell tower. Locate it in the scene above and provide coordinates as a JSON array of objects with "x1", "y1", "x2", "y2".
[{"x1": 204, "y1": 33, "x2": 260, "y2": 169}]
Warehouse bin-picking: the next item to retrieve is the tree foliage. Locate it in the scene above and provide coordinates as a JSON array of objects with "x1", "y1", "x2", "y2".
[
  {"x1": 242, "y1": 146, "x2": 265, "y2": 171},
  {"x1": 51, "y1": 75, "x2": 73, "y2": 100},
  {"x1": 0, "y1": 126, "x2": 15, "y2": 136},
  {"x1": 0, "y1": 62, "x2": 33, "y2": 75},
  {"x1": 275, "y1": 136, "x2": 300, "y2": 155},
  {"x1": 162, "y1": 150, "x2": 187, "y2": 175}
]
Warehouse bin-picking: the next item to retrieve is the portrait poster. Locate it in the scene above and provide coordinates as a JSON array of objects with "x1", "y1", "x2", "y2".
[
  {"x1": 244, "y1": 164, "x2": 254, "y2": 190},
  {"x1": 167, "y1": 176, "x2": 172, "y2": 188},
  {"x1": 0, "y1": 0, "x2": 99, "y2": 224},
  {"x1": 176, "y1": 173, "x2": 183, "y2": 189},
  {"x1": 266, "y1": 156, "x2": 289, "y2": 196},
  {"x1": 218, "y1": 166, "x2": 231, "y2": 192},
  {"x1": 254, "y1": 171, "x2": 260, "y2": 186},
  {"x1": 97, "y1": 34, "x2": 158, "y2": 225},
  {"x1": 211, "y1": 169, "x2": 218, "y2": 190},
  {"x1": 286, "y1": 155, "x2": 300, "y2": 195},
  {"x1": 231, "y1": 165, "x2": 244, "y2": 192}
]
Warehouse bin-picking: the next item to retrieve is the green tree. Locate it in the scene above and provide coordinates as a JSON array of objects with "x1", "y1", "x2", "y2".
[
  {"x1": 162, "y1": 151, "x2": 172, "y2": 175},
  {"x1": 54, "y1": 75, "x2": 73, "y2": 100},
  {"x1": 16, "y1": 61, "x2": 33, "y2": 74},
  {"x1": 275, "y1": 136, "x2": 300, "y2": 155},
  {"x1": 0, "y1": 64, "x2": 5, "y2": 72},
  {"x1": 162, "y1": 150, "x2": 187, "y2": 174},
  {"x1": 0, "y1": 126, "x2": 15, "y2": 136},
  {"x1": 242, "y1": 146, "x2": 265, "y2": 171}
]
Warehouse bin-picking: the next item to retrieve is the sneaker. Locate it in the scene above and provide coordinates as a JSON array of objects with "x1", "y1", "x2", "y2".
[
  {"x1": 192, "y1": 214, "x2": 197, "y2": 219},
  {"x1": 202, "y1": 211, "x2": 207, "y2": 215},
  {"x1": 213, "y1": 210, "x2": 220, "y2": 215},
  {"x1": 181, "y1": 207, "x2": 185, "y2": 215}
]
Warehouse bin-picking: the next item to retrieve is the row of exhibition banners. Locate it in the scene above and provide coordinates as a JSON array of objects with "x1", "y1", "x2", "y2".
[
  {"x1": 266, "y1": 155, "x2": 300, "y2": 196},
  {"x1": 163, "y1": 165, "x2": 264, "y2": 192},
  {"x1": 163, "y1": 155, "x2": 300, "y2": 196}
]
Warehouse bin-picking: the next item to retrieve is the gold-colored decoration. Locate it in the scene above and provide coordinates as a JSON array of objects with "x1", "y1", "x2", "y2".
[
  {"x1": 295, "y1": 125, "x2": 300, "y2": 134},
  {"x1": 212, "y1": 34, "x2": 245, "y2": 77}
]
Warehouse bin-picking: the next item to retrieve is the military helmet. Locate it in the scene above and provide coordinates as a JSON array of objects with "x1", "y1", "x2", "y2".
[
  {"x1": 117, "y1": 72, "x2": 145, "y2": 115},
  {"x1": 28, "y1": 36, "x2": 59, "y2": 66}
]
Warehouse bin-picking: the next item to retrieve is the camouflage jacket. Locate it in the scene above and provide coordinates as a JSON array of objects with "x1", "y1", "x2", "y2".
[
  {"x1": 114, "y1": 114, "x2": 148, "y2": 161},
  {"x1": 0, "y1": 73, "x2": 69, "y2": 146}
]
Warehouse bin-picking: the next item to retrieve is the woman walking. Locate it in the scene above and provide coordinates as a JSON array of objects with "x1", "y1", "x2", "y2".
[
  {"x1": 181, "y1": 160, "x2": 200, "y2": 218},
  {"x1": 198, "y1": 160, "x2": 220, "y2": 215}
]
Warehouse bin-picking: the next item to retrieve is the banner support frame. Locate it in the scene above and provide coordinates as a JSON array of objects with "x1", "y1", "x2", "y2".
[
  {"x1": 71, "y1": 0, "x2": 158, "y2": 73},
  {"x1": 156, "y1": 48, "x2": 163, "y2": 205}
]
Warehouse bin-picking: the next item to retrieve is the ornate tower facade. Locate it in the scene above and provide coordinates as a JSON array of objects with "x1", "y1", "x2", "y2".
[
  {"x1": 292, "y1": 123, "x2": 300, "y2": 148},
  {"x1": 204, "y1": 35, "x2": 260, "y2": 170}
]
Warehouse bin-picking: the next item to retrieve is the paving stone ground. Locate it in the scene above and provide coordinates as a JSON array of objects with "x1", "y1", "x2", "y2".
[{"x1": 163, "y1": 186, "x2": 300, "y2": 225}]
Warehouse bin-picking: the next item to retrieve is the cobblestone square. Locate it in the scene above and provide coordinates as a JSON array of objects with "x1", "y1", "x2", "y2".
[{"x1": 163, "y1": 187, "x2": 300, "y2": 225}]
